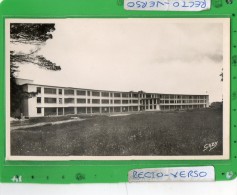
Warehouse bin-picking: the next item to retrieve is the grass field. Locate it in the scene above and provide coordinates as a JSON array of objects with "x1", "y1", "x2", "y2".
[{"x1": 10, "y1": 108, "x2": 223, "y2": 156}]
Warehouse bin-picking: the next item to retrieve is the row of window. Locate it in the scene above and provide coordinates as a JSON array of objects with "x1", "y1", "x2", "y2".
[
  {"x1": 160, "y1": 95, "x2": 207, "y2": 99},
  {"x1": 37, "y1": 106, "x2": 139, "y2": 115},
  {"x1": 37, "y1": 97, "x2": 139, "y2": 104},
  {"x1": 160, "y1": 100, "x2": 206, "y2": 104},
  {"x1": 139, "y1": 94, "x2": 160, "y2": 98},
  {"x1": 37, "y1": 87, "x2": 139, "y2": 97},
  {"x1": 160, "y1": 104, "x2": 205, "y2": 110},
  {"x1": 140, "y1": 99, "x2": 159, "y2": 104},
  {"x1": 139, "y1": 94, "x2": 207, "y2": 99},
  {"x1": 140, "y1": 105, "x2": 158, "y2": 110}
]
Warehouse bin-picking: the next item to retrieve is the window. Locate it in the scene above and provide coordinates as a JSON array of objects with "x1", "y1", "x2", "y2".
[
  {"x1": 114, "y1": 100, "x2": 121, "y2": 104},
  {"x1": 133, "y1": 106, "x2": 138, "y2": 111},
  {"x1": 110, "y1": 93, "x2": 113, "y2": 97},
  {"x1": 64, "y1": 107, "x2": 75, "y2": 115},
  {"x1": 122, "y1": 100, "x2": 128, "y2": 104},
  {"x1": 170, "y1": 95, "x2": 174, "y2": 99},
  {"x1": 77, "y1": 107, "x2": 86, "y2": 114},
  {"x1": 77, "y1": 98, "x2": 86, "y2": 104},
  {"x1": 122, "y1": 107, "x2": 128, "y2": 112},
  {"x1": 37, "y1": 97, "x2": 41, "y2": 103},
  {"x1": 87, "y1": 107, "x2": 91, "y2": 113},
  {"x1": 114, "y1": 107, "x2": 121, "y2": 112},
  {"x1": 114, "y1": 93, "x2": 121, "y2": 98},
  {"x1": 110, "y1": 100, "x2": 113, "y2": 104},
  {"x1": 146, "y1": 94, "x2": 151, "y2": 98},
  {"x1": 133, "y1": 100, "x2": 138, "y2": 104},
  {"x1": 58, "y1": 89, "x2": 62, "y2": 95},
  {"x1": 45, "y1": 108, "x2": 57, "y2": 116},
  {"x1": 37, "y1": 87, "x2": 41, "y2": 94},
  {"x1": 37, "y1": 108, "x2": 41, "y2": 114},
  {"x1": 64, "y1": 89, "x2": 74, "y2": 95},
  {"x1": 102, "y1": 99, "x2": 109, "y2": 104},
  {"x1": 87, "y1": 91, "x2": 91, "y2": 96},
  {"x1": 58, "y1": 108, "x2": 63, "y2": 115},
  {"x1": 101, "y1": 92, "x2": 109, "y2": 97},
  {"x1": 44, "y1": 98, "x2": 57, "y2": 103},
  {"x1": 122, "y1": 93, "x2": 129, "y2": 98},
  {"x1": 44, "y1": 88, "x2": 56, "y2": 94},
  {"x1": 64, "y1": 98, "x2": 74, "y2": 104},
  {"x1": 92, "y1": 99, "x2": 100, "y2": 104},
  {"x1": 92, "y1": 91, "x2": 100, "y2": 96},
  {"x1": 59, "y1": 98, "x2": 62, "y2": 104},
  {"x1": 92, "y1": 107, "x2": 100, "y2": 113},
  {"x1": 102, "y1": 107, "x2": 109, "y2": 113},
  {"x1": 77, "y1": 90, "x2": 86, "y2": 96},
  {"x1": 87, "y1": 99, "x2": 91, "y2": 104},
  {"x1": 132, "y1": 93, "x2": 138, "y2": 98}
]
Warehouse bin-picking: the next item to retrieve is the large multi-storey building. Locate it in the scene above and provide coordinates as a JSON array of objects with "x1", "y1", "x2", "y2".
[{"x1": 16, "y1": 79, "x2": 209, "y2": 118}]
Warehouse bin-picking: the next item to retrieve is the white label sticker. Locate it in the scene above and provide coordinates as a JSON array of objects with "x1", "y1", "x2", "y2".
[
  {"x1": 124, "y1": 0, "x2": 210, "y2": 11},
  {"x1": 128, "y1": 166, "x2": 215, "y2": 182}
]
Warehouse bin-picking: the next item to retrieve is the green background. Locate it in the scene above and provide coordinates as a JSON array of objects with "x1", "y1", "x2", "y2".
[{"x1": 0, "y1": 0, "x2": 236, "y2": 183}]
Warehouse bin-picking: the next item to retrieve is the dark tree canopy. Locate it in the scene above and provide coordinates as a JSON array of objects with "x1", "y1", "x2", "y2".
[
  {"x1": 10, "y1": 51, "x2": 61, "y2": 71},
  {"x1": 10, "y1": 23, "x2": 55, "y2": 45}
]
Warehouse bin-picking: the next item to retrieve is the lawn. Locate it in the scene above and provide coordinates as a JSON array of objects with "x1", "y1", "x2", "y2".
[{"x1": 10, "y1": 108, "x2": 223, "y2": 156}]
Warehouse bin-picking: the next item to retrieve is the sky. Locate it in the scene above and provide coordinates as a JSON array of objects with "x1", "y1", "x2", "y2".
[{"x1": 11, "y1": 19, "x2": 227, "y2": 103}]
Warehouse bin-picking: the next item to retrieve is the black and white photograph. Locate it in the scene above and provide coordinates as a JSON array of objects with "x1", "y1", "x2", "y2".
[{"x1": 6, "y1": 18, "x2": 230, "y2": 160}]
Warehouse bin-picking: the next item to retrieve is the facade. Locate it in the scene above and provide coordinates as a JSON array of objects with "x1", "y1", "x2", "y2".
[{"x1": 18, "y1": 81, "x2": 209, "y2": 118}]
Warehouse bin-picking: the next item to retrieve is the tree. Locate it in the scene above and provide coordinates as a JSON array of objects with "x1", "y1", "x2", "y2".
[
  {"x1": 10, "y1": 24, "x2": 55, "y2": 44},
  {"x1": 10, "y1": 23, "x2": 61, "y2": 117}
]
